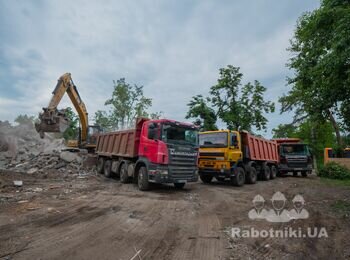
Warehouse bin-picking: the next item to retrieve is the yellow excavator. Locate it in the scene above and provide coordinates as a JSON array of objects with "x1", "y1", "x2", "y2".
[{"x1": 35, "y1": 73, "x2": 102, "y2": 152}]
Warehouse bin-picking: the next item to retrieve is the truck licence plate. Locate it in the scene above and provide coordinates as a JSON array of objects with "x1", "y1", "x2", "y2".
[{"x1": 177, "y1": 180, "x2": 187, "y2": 183}]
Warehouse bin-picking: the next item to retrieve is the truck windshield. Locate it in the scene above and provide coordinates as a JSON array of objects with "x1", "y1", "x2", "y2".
[
  {"x1": 199, "y1": 132, "x2": 228, "y2": 148},
  {"x1": 161, "y1": 124, "x2": 198, "y2": 146},
  {"x1": 281, "y1": 144, "x2": 308, "y2": 156}
]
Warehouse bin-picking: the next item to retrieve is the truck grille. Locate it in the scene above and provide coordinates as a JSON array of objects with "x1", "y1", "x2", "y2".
[
  {"x1": 286, "y1": 156, "x2": 307, "y2": 168},
  {"x1": 169, "y1": 153, "x2": 197, "y2": 179}
]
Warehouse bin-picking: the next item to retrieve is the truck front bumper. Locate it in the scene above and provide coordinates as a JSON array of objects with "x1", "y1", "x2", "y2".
[
  {"x1": 198, "y1": 167, "x2": 233, "y2": 178},
  {"x1": 147, "y1": 164, "x2": 199, "y2": 183},
  {"x1": 278, "y1": 164, "x2": 313, "y2": 173}
]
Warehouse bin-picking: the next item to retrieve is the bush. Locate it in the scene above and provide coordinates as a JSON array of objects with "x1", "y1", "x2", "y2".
[{"x1": 318, "y1": 162, "x2": 350, "y2": 180}]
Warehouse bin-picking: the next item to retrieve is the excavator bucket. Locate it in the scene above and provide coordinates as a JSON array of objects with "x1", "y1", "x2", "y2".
[{"x1": 35, "y1": 108, "x2": 69, "y2": 138}]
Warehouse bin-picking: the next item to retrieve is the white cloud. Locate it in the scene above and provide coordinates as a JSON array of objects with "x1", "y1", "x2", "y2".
[{"x1": 0, "y1": 0, "x2": 319, "y2": 137}]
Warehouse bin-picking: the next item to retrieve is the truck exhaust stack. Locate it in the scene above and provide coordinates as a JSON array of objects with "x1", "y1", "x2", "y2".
[{"x1": 35, "y1": 108, "x2": 69, "y2": 138}]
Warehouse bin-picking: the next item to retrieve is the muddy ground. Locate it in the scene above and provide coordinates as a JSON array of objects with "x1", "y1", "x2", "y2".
[{"x1": 1, "y1": 170, "x2": 350, "y2": 260}]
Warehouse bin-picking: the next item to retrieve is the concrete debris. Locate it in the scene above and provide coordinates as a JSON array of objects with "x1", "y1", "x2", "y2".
[
  {"x1": 0, "y1": 121, "x2": 97, "y2": 175},
  {"x1": 27, "y1": 167, "x2": 39, "y2": 174},
  {"x1": 13, "y1": 180, "x2": 23, "y2": 187},
  {"x1": 60, "y1": 151, "x2": 82, "y2": 163}
]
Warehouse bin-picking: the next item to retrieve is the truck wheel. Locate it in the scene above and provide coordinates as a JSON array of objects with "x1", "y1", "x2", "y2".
[
  {"x1": 174, "y1": 183, "x2": 186, "y2": 189},
  {"x1": 120, "y1": 163, "x2": 130, "y2": 183},
  {"x1": 200, "y1": 175, "x2": 213, "y2": 184},
  {"x1": 293, "y1": 172, "x2": 298, "y2": 177},
  {"x1": 138, "y1": 166, "x2": 150, "y2": 191},
  {"x1": 246, "y1": 167, "x2": 257, "y2": 184},
  {"x1": 97, "y1": 157, "x2": 104, "y2": 174},
  {"x1": 261, "y1": 165, "x2": 271, "y2": 181},
  {"x1": 232, "y1": 167, "x2": 245, "y2": 187},
  {"x1": 104, "y1": 160, "x2": 112, "y2": 178},
  {"x1": 270, "y1": 165, "x2": 277, "y2": 179},
  {"x1": 301, "y1": 171, "x2": 307, "y2": 177}
]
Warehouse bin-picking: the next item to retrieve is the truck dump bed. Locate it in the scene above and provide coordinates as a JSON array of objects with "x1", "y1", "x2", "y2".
[
  {"x1": 241, "y1": 131, "x2": 278, "y2": 162},
  {"x1": 95, "y1": 118, "x2": 148, "y2": 158}
]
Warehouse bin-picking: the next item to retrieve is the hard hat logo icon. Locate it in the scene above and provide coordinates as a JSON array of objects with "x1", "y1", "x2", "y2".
[{"x1": 248, "y1": 192, "x2": 309, "y2": 222}]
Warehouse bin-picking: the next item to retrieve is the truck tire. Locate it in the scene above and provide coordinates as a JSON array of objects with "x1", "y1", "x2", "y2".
[
  {"x1": 246, "y1": 167, "x2": 257, "y2": 184},
  {"x1": 97, "y1": 157, "x2": 104, "y2": 174},
  {"x1": 138, "y1": 166, "x2": 150, "y2": 191},
  {"x1": 200, "y1": 175, "x2": 213, "y2": 184},
  {"x1": 301, "y1": 171, "x2": 307, "y2": 177},
  {"x1": 120, "y1": 163, "x2": 130, "y2": 183},
  {"x1": 174, "y1": 183, "x2": 186, "y2": 189},
  {"x1": 232, "y1": 167, "x2": 245, "y2": 187},
  {"x1": 270, "y1": 165, "x2": 277, "y2": 179},
  {"x1": 261, "y1": 165, "x2": 271, "y2": 181},
  {"x1": 104, "y1": 160, "x2": 112, "y2": 178},
  {"x1": 293, "y1": 171, "x2": 298, "y2": 177}
]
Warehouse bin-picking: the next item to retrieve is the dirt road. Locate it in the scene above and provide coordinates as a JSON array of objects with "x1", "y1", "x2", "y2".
[{"x1": 1, "y1": 170, "x2": 350, "y2": 259}]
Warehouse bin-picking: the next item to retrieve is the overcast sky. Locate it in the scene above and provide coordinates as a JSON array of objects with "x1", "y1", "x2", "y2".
[{"x1": 0, "y1": 0, "x2": 319, "y2": 136}]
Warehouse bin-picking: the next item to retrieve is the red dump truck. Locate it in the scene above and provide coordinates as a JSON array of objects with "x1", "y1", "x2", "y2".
[
  {"x1": 198, "y1": 130, "x2": 279, "y2": 186},
  {"x1": 273, "y1": 138, "x2": 313, "y2": 177},
  {"x1": 95, "y1": 118, "x2": 199, "y2": 190}
]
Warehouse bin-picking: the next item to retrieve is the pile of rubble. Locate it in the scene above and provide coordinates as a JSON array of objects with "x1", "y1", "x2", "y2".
[{"x1": 0, "y1": 121, "x2": 96, "y2": 175}]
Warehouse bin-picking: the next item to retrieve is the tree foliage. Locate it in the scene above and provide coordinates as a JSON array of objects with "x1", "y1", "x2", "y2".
[
  {"x1": 14, "y1": 114, "x2": 35, "y2": 126},
  {"x1": 210, "y1": 66, "x2": 275, "y2": 131},
  {"x1": 94, "y1": 110, "x2": 112, "y2": 131},
  {"x1": 62, "y1": 107, "x2": 78, "y2": 141},
  {"x1": 104, "y1": 78, "x2": 152, "y2": 129},
  {"x1": 186, "y1": 65, "x2": 275, "y2": 132},
  {"x1": 280, "y1": 0, "x2": 350, "y2": 146},
  {"x1": 94, "y1": 78, "x2": 159, "y2": 130},
  {"x1": 186, "y1": 95, "x2": 217, "y2": 131}
]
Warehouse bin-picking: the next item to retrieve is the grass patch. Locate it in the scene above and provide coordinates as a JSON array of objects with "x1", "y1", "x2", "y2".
[
  {"x1": 331, "y1": 200, "x2": 350, "y2": 216},
  {"x1": 320, "y1": 177, "x2": 350, "y2": 187}
]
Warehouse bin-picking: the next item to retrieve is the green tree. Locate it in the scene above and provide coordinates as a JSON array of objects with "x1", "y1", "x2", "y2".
[
  {"x1": 14, "y1": 114, "x2": 35, "y2": 126},
  {"x1": 186, "y1": 95, "x2": 217, "y2": 131},
  {"x1": 94, "y1": 110, "x2": 112, "y2": 131},
  {"x1": 105, "y1": 78, "x2": 152, "y2": 129},
  {"x1": 280, "y1": 0, "x2": 350, "y2": 147},
  {"x1": 210, "y1": 66, "x2": 275, "y2": 131},
  {"x1": 95, "y1": 78, "x2": 157, "y2": 130},
  {"x1": 272, "y1": 123, "x2": 297, "y2": 138},
  {"x1": 62, "y1": 107, "x2": 78, "y2": 141}
]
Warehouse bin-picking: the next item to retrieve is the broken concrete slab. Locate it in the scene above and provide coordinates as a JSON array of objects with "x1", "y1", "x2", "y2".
[
  {"x1": 13, "y1": 180, "x2": 23, "y2": 187},
  {"x1": 60, "y1": 151, "x2": 82, "y2": 163}
]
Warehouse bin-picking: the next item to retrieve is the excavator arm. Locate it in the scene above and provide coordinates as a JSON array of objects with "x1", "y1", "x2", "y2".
[{"x1": 35, "y1": 73, "x2": 89, "y2": 144}]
